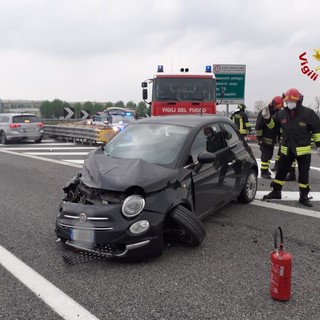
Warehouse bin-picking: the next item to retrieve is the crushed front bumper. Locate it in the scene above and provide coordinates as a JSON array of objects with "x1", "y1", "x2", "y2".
[{"x1": 55, "y1": 201, "x2": 164, "y2": 259}]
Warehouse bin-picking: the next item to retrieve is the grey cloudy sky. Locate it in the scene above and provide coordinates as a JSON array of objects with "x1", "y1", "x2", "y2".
[{"x1": 0, "y1": 0, "x2": 319, "y2": 111}]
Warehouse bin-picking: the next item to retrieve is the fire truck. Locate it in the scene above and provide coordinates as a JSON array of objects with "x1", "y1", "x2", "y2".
[{"x1": 142, "y1": 65, "x2": 217, "y2": 116}]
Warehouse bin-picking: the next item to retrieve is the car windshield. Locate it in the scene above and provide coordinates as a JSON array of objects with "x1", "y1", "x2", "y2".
[
  {"x1": 104, "y1": 123, "x2": 190, "y2": 166},
  {"x1": 153, "y1": 78, "x2": 215, "y2": 101}
]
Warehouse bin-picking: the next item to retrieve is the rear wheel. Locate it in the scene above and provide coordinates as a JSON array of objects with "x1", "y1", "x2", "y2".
[
  {"x1": 0, "y1": 131, "x2": 7, "y2": 144},
  {"x1": 34, "y1": 137, "x2": 42, "y2": 143},
  {"x1": 237, "y1": 168, "x2": 257, "y2": 203},
  {"x1": 169, "y1": 205, "x2": 206, "y2": 246}
]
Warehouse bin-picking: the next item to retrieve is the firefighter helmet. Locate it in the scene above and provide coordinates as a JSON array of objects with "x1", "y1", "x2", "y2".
[
  {"x1": 271, "y1": 96, "x2": 284, "y2": 109},
  {"x1": 237, "y1": 104, "x2": 246, "y2": 111},
  {"x1": 283, "y1": 88, "x2": 303, "y2": 103}
]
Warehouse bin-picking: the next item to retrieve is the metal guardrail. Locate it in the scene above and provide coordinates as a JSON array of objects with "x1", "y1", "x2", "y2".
[
  {"x1": 44, "y1": 125, "x2": 116, "y2": 145},
  {"x1": 44, "y1": 118, "x2": 258, "y2": 146}
]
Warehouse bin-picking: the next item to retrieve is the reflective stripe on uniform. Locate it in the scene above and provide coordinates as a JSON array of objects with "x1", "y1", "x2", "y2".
[
  {"x1": 312, "y1": 133, "x2": 320, "y2": 142},
  {"x1": 266, "y1": 118, "x2": 275, "y2": 129},
  {"x1": 262, "y1": 137, "x2": 273, "y2": 145},
  {"x1": 273, "y1": 179, "x2": 285, "y2": 186},
  {"x1": 260, "y1": 161, "x2": 269, "y2": 170},
  {"x1": 296, "y1": 145, "x2": 311, "y2": 156},
  {"x1": 281, "y1": 145, "x2": 288, "y2": 155}
]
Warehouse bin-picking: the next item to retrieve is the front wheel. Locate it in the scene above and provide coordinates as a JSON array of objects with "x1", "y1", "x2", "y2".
[
  {"x1": 169, "y1": 205, "x2": 206, "y2": 246},
  {"x1": 34, "y1": 138, "x2": 42, "y2": 143},
  {"x1": 237, "y1": 168, "x2": 257, "y2": 203}
]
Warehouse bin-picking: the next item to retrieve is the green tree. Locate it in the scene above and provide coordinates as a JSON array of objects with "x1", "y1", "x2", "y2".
[
  {"x1": 92, "y1": 102, "x2": 104, "y2": 114},
  {"x1": 72, "y1": 102, "x2": 83, "y2": 119},
  {"x1": 82, "y1": 101, "x2": 94, "y2": 115},
  {"x1": 126, "y1": 101, "x2": 137, "y2": 111},
  {"x1": 105, "y1": 101, "x2": 114, "y2": 109},
  {"x1": 114, "y1": 101, "x2": 125, "y2": 109},
  {"x1": 136, "y1": 101, "x2": 149, "y2": 118},
  {"x1": 51, "y1": 99, "x2": 65, "y2": 118},
  {"x1": 39, "y1": 100, "x2": 52, "y2": 118}
]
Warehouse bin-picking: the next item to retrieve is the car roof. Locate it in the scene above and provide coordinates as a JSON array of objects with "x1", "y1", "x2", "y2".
[{"x1": 134, "y1": 114, "x2": 232, "y2": 128}]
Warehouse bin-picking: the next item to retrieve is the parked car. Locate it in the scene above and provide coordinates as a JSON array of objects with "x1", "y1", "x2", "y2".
[
  {"x1": 90, "y1": 113, "x2": 135, "y2": 131},
  {"x1": 90, "y1": 113, "x2": 111, "y2": 126},
  {"x1": 55, "y1": 115, "x2": 258, "y2": 261},
  {"x1": 0, "y1": 113, "x2": 44, "y2": 144},
  {"x1": 110, "y1": 114, "x2": 135, "y2": 131}
]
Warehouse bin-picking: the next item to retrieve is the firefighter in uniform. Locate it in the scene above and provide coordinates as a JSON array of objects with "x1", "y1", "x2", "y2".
[
  {"x1": 255, "y1": 96, "x2": 283, "y2": 179},
  {"x1": 271, "y1": 129, "x2": 298, "y2": 182},
  {"x1": 262, "y1": 88, "x2": 320, "y2": 207},
  {"x1": 230, "y1": 104, "x2": 252, "y2": 138}
]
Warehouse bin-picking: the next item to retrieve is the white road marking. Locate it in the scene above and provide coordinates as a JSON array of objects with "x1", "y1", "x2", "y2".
[
  {"x1": 0, "y1": 147, "x2": 96, "y2": 150},
  {"x1": 0, "y1": 149, "x2": 82, "y2": 168},
  {"x1": 0, "y1": 141, "x2": 76, "y2": 147},
  {"x1": 250, "y1": 199, "x2": 320, "y2": 219},
  {"x1": 25, "y1": 152, "x2": 88, "y2": 155},
  {"x1": 0, "y1": 245, "x2": 100, "y2": 320},
  {"x1": 64, "y1": 160, "x2": 85, "y2": 164},
  {"x1": 256, "y1": 191, "x2": 320, "y2": 201}
]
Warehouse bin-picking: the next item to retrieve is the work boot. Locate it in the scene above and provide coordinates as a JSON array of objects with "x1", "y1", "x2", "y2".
[
  {"x1": 261, "y1": 169, "x2": 272, "y2": 179},
  {"x1": 299, "y1": 188, "x2": 313, "y2": 207},
  {"x1": 271, "y1": 161, "x2": 278, "y2": 172},
  {"x1": 262, "y1": 190, "x2": 282, "y2": 200},
  {"x1": 299, "y1": 196, "x2": 313, "y2": 207},
  {"x1": 285, "y1": 171, "x2": 296, "y2": 181}
]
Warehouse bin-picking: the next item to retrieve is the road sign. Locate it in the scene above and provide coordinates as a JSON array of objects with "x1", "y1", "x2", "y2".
[
  {"x1": 213, "y1": 64, "x2": 246, "y2": 104},
  {"x1": 80, "y1": 110, "x2": 90, "y2": 120},
  {"x1": 64, "y1": 107, "x2": 75, "y2": 120}
]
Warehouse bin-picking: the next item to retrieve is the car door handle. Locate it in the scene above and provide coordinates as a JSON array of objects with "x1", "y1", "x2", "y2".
[{"x1": 228, "y1": 160, "x2": 236, "y2": 165}]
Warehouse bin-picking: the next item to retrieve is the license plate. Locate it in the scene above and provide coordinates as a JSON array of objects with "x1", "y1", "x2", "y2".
[
  {"x1": 24, "y1": 128, "x2": 35, "y2": 132},
  {"x1": 70, "y1": 229, "x2": 95, "y2": 242}
]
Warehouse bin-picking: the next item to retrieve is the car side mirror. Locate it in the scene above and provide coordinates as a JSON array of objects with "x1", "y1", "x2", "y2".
[
  {"x1": 142, "y1": 88, "x2": 148, "y2": 100},
  {"x1": 197, "y1": 152, "x2": 217, "y2": 163}
]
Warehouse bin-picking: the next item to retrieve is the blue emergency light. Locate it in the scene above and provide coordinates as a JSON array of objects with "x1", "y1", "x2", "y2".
[
  {"x1": 157, "y1": 65, "x2": 164, "y2": 72},
  {"x1": 205, "y1": 65, "x2": 212, "y2": 73}
]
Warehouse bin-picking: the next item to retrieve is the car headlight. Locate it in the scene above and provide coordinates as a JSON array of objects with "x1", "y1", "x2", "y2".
[
  {"x1": 122, "y1": 195, "x2": 145, "y2": 218},
  {"x1": 112, "y1": 126, "x2": 119, "y2": 132},
  {"x1": 129, "y1": 220, "x2": 150, "y2": 235}
]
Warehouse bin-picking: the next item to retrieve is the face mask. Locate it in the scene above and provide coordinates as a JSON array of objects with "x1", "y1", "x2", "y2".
[{"x1": 286, "y1": 102, "x2": 296, "y2": 110}]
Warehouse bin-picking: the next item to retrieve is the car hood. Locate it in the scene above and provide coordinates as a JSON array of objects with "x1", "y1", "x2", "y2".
[{"x1": 80, "y1": 150, "x2": 179, "y2": 193}]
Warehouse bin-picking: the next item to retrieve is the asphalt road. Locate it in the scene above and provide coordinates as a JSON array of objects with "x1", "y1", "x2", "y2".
[{"x1": 1, "y1": 140, "x2": 320, "y2": 320}]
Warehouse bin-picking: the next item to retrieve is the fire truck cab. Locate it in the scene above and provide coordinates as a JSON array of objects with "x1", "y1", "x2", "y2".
[{"x1": 142, "y1": 65, "x2": 217, "y2": 116}]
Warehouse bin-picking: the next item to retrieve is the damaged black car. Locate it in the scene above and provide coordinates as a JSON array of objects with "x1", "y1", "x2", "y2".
[{"x1": 55, "y1": 115, "x2": 258, "y2": 261}]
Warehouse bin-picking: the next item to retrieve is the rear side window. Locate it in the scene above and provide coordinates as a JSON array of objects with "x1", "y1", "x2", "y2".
[
  {"x1": 12, "y1": 115, "x2": 40, "y2": 123},
  {"x1": 0, "y1": 116, "x2": 9, "y2": 123}
]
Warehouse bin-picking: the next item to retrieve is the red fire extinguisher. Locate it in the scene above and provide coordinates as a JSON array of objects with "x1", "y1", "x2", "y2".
[{"x1": 270, "y1": 226, "x2": 292, "y2": 301}]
